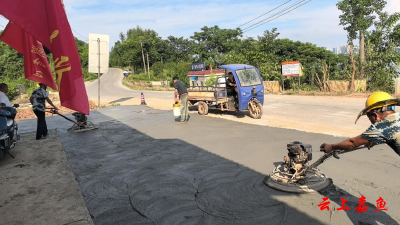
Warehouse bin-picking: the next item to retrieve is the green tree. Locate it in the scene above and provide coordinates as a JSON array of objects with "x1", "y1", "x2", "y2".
[
  {"x1": 110, "y1": 26, "x2": 170, "y2": 77},
  {"x1": 365, "y1": 11, "x2": 400, "y2": 92},
  {"x1": 164, "y1": 36, "x2": 193, "y2": 62},
  {"x1": 337, "y1": 0, "x2": 386, "y2": 89},
  {"x1": 190, "y1": 26, "x2": 242, "y2": 61},
  {"x1": 205, "y1": 73, "x2": 218, "y2": 86}
]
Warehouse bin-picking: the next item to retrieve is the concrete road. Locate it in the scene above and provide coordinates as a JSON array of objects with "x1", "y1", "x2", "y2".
[
  {"x1": 85, "y1": 69, "x2": 370, "y2": 137},
  {"x1": 17, "y1": 106, "x2": 400, "y2": 225}
]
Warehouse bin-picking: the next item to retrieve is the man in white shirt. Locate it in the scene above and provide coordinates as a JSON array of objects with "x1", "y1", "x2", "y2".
[{"x1": 0, "y1": 83, "x2": 12, "y2": 107}]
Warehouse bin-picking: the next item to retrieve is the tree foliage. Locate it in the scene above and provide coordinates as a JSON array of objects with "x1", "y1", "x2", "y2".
[
  {"x1": 337, "y1": 0, "x2": 387, "y2": 88},
  {"x1": 365, "y1": 11, "x2": 400, "y2": 92}
]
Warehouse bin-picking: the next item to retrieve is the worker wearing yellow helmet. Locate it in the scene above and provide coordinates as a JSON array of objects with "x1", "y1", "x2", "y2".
[{"x1": 320, "y1": 91, "x2": 400, "y2": 156}]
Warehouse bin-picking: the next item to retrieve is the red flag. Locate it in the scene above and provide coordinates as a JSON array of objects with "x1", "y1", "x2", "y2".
[
  {"x1": 0, "y1": 0, "x2": 90, "y2": 114},
  {"x1": 0, "y1": 1, "x2": 51, "y2": 50},
  {"x1": 0, "y1": 22, "x2": 58, "y2": 90},
  {"x1": 0, "y1": 22, "x2": 23, "y2": 54}
]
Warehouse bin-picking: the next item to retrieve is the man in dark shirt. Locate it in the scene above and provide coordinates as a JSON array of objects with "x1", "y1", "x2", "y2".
[
  {"x1": 226, "y1": 72, "x2": 237, "y2": 96},
  {"x1": 226, "y1": 72, "x2": 238, "y2": 106},
  {"x1": 30, "y1": 83, "x2": 58, "y2": 140},
  {"x1": 173, "y1": 77, "x2": 189, "y2": 124}
]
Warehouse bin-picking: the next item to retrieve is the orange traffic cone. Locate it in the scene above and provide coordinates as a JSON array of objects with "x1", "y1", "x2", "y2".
[{"x1": 141, "y1": 92, "x2": 147, "y2": 105}]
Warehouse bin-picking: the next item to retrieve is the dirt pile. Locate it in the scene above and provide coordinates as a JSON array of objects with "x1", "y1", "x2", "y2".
[{"x1": 15, "y1": 100, "x2": 98, "y2": 121}]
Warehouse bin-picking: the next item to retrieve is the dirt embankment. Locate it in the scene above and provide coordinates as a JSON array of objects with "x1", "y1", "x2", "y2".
[
  {"x1": 14, "y1": 101, "x2": 99, "y2": 121},
  {"x1": 12, "y1": 92, "x2": 99, "y2": 120}
]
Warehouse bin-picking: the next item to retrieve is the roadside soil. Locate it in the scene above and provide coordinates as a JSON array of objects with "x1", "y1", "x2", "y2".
[
  {"x1": 0, "y1": 131, "x2": 93, "y2": 225},
  {"x1": 123, "y1": 80, "x2": 175, "y2": 92},
  {"x1": 12, "y1": 93, "x2": 99, "y2": 121}
]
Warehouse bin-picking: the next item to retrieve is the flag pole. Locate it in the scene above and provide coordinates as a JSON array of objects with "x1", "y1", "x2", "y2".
[{"x1": 97, "y1": 38, "x2": 100, "y2": 107}]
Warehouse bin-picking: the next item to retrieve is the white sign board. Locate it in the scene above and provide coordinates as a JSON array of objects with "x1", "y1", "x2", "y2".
[
  {"x1": 282, "y1": 61, "x2": 301, "y2": 77},
  {"x1": 88, "y1": 33, "x2": 109, "y2": 74}
]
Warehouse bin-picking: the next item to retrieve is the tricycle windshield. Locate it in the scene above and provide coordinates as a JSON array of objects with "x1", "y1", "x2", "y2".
[{"x1": 235, "y1": 68, "x2": 262, "y2": 87}]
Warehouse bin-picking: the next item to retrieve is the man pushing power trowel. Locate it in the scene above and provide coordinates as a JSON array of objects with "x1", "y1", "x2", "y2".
[
  {"x1": 265, "y1": 91, "x2": 400, "y2": 193},
  {"x1": 320, "y1": 91, "x2": 400, "y2": 157}
]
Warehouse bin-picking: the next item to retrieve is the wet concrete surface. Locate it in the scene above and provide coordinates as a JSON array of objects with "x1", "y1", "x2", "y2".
[{"x1": 17, "y1": 106, "x2": 400, "y2": 225}]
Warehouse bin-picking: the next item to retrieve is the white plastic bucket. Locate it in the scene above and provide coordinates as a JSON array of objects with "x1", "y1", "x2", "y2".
[{"x1": 173, "y1": 106, "x2": 181, "y2": 117}]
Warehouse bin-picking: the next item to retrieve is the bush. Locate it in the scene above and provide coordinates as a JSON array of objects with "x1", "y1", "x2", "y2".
[
  {"x1": 2, "y1": 77, "x2": 37, "y2": 101},
  {"x1": 83, "y1": 68, "x2": 98, "y2": 81},
  {"x1": 127, "y1": 73, "x2": 152, "y2": 82},
  {"x1": 205, "y1": 73, "x2": 218, "y2": 86}
]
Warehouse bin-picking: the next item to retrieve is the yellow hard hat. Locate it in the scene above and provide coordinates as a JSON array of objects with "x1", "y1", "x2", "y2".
[{"x1": 355, "y1": 91, "x2": 399, "y2": 123}]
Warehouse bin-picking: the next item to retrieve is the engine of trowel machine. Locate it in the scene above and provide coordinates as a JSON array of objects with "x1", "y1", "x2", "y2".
[{"x1": 282, "y1": 141, "x2": 312, "y2": 177}]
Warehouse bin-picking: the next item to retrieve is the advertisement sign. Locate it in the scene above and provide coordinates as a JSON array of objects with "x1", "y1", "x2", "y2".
[
  {"x1": 282, "y1": 61, "x2": 302, "y2": 77},
  {"x1": 191, "y1": 62, "x2": 206, "y2": 71}
]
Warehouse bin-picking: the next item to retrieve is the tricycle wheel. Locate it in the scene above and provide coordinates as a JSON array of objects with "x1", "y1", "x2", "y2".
[
  {"x1": 198, "y1": 101, "x2": 208, "y2": 115},
  {"x1": 248, "y1": 101, "x2": 263, "y2": 119}
]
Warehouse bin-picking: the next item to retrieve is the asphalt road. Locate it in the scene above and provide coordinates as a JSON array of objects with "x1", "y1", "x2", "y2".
[{"x1": 17, "y1": 106, "x2": 400, "y2": 225}]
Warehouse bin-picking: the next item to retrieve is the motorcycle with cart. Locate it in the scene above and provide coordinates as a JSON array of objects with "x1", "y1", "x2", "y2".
[{"x1": 0, "y1": 104, "x2": 20, "y2": 161}]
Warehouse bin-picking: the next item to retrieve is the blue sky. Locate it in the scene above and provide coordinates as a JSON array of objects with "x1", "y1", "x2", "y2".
[{"x1": 1, "y1": 0, "x2": 399, "y2": 50}]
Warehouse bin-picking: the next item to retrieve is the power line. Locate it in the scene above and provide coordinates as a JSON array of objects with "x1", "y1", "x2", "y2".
[
  {"x1": 242, "y1": 0, "x2": 308, "y2": 32},
  {"x1": 72, "y1": 28, "x2": 88, "y2": 43},
  {"x1": 238, "y1": 0, "x2": 293, "y2": 28},
  {"x1": 243, "y1": 0, "x2": 312, "y2": 33}
]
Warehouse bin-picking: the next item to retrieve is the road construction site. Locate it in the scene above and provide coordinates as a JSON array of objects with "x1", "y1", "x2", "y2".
[{"x1": 0, "y1": 68, "x2": 399, "y2": 225}]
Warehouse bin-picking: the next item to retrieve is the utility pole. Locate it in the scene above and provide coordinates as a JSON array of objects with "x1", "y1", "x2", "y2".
[
  {"x1": 146, "y1": 52, "x2": 150, "y2": 79},
  {"x1": 97, "y1": 38, "x2": 101, "y2": 107},
  {"x1": 359, "y1": 31, "x2": 365, "y2": 78},
  {"x1": 140, "y1": 40, "x2": 146, "y2": 74}
]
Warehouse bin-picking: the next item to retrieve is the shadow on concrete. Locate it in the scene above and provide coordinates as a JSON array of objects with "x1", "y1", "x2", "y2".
[
  {"x1": 189, "y1": 105, "x2": 248, "y2": 119},
  {"x1": 109, "y1": 97, "x2": 134, "y2": 104},
  {"x1": 174, "y1": 115, "x2": 191, "y2": 122}
]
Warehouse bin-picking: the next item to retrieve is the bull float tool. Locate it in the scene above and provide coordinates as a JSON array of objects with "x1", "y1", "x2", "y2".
[
  {"x1": 264, "y1": 141, "x2": 366, "y2": 193},
  {"x1": 46, "y1": 108, "x2": 98, "y2": 133}
]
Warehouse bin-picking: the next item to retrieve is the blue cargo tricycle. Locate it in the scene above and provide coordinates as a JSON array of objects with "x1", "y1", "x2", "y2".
[{"x1": 188, "y1": 64, "x2": 264, "y2": 119}]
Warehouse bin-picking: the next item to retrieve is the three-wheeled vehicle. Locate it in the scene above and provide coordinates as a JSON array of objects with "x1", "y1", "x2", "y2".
[{"x1": 188, "y1": 64, "x2": 264, "y2": 119}]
